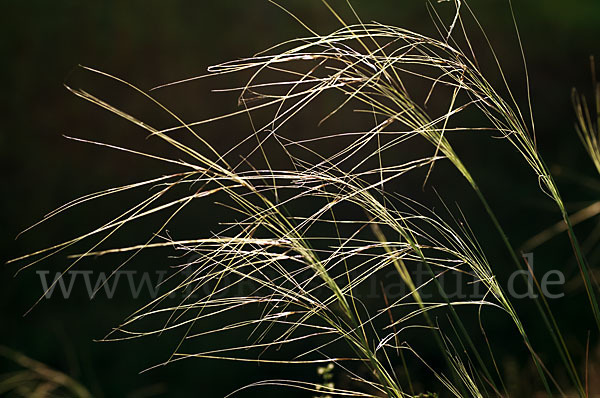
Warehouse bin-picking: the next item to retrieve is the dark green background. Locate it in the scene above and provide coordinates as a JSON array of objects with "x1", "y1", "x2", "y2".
[{"x1": 3, "y1": 1, "x2": 600, "y2": 396}]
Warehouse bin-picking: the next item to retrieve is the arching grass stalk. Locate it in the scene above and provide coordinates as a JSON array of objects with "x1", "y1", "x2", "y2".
[
  {"x1": 198, "y1": 4, "x2": 589, "y2": 392},
  {"x1": 193, "y1": 12, "x2": 568, "y2": 393}
]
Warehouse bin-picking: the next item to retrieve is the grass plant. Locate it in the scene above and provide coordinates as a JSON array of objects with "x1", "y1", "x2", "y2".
[{"x1": 10, "y1": 1, "x2": 599, "y2": 396}]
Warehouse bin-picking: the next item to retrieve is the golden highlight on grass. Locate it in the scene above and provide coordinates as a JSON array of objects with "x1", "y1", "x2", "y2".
[{"x1": 11, "y1": 1, "x2": 599, "y2": 397}]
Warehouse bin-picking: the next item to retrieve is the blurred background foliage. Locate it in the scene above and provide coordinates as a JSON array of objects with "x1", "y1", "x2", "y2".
[{"x1": 3, "y1": 1, "x2": 600, "y2": 396}]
